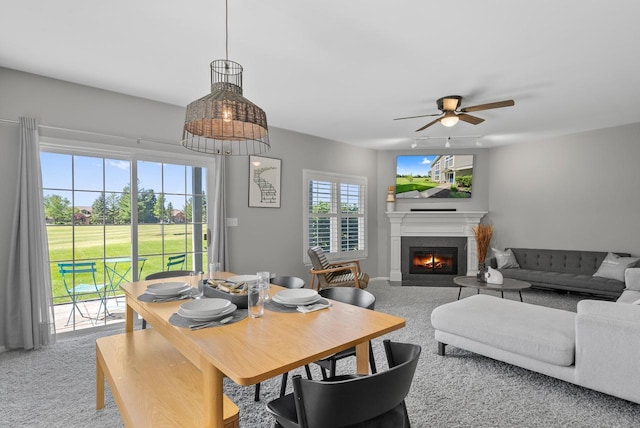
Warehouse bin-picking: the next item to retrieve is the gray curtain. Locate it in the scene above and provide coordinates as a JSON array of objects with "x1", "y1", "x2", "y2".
[
  {"x1": 209, "y1": 156, "x2": 228, "y2": 270},
  {"x1": 2, "y1": 117, "x2": 56, "y2": 349}
]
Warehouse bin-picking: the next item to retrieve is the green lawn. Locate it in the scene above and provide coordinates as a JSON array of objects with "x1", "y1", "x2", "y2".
[
  {"x1": 48, "y1": 224, "x2": 206, "y2": 304},
  {"x1": 395, "y1": 177, "x2": 438, "y2": 194}
]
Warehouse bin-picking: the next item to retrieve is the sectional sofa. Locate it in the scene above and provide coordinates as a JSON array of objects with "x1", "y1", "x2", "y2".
[
  {"x1": 431, "y1": 268, "x2": 640, "y2": 404},
  {"x1": 489, "y1": 248, "x2": 638, "y2": 298}
]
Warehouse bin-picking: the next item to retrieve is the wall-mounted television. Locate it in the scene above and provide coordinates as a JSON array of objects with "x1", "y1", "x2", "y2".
[{"x1": 395, "y1": 154, "x2": 474, "y2": 199}]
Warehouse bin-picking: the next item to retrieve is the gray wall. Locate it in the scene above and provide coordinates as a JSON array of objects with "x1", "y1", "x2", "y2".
[
  {"x1": 0, "y1": 68, "x2": 379, "y2": 289},
  {"x1": 486, "y1": 123, "x2": 640, "y2": 255}
]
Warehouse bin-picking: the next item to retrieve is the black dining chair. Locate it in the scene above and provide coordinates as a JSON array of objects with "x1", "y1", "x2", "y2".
[
  {"x1": 141, "y1": 270, "x2": 193, "y2": 329},
  {"x1": 266, "y1": 339, "x2": 421, "y2": 428},
  {"x1": 254, "y1": 276, "x2": 311, "y2": 401},
  {"x1": 314, "y1": 287, "x2": 378, "y2": 379}
]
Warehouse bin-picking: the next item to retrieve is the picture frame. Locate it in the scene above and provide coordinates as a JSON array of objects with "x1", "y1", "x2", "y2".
[{"x1": 249, "y1": 155, "x2": 281, "y2": 208}]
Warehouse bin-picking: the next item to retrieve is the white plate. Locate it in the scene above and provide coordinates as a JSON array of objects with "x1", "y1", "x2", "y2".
[
  {"x1": 178, "y1": 304, "x2": 236, "y2": 321},
  {"x1": 272, "y1": 294, "x2": 322, "y2": 307},
  {"x1": 146, "y1": 282, "x2": 190, "y2": 296},
  {"x1": 274, "y1": 288, "x2": 318, "y2": 304},
  {"x1": 179, "y1": 298, "x2": 231, "y2": 317},
  {"x1": 227, "y1": 274, "x2": 259, "y2": 285}
]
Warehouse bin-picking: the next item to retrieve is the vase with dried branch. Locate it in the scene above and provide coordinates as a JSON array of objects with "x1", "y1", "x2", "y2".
[{"x1": 472, "y1": 224, "x2": 494, "y2": 282}]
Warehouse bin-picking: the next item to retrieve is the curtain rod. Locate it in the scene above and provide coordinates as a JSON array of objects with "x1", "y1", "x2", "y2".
[{"x1": 0, "y1": 117, "x2": 178, "y2": 147}]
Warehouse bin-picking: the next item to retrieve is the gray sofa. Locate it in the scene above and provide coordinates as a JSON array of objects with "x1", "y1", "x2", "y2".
[
  {"x1": 489, "y1": 248, "x2": 635, "y2": 298},
  {"x1": 431, "y1": 268, "x2": 640, "y2": 404}
]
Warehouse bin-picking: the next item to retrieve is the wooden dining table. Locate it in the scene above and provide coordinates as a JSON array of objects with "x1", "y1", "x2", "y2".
[{"x1": 117, "y1": 273, "x2": 406, "y2": 427}]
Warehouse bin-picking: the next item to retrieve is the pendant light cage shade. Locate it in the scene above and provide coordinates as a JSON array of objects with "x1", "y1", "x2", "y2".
[{"x1": 182, "y1": 60, "x2": 270, "y2": 156}]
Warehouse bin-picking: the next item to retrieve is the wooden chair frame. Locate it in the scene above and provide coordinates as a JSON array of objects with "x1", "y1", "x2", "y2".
[{"x1": 309, "y1": 259, "x2": 364, "y2": 291}]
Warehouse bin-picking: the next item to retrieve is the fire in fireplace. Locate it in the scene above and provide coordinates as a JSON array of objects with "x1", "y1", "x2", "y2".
[{"x1": 409, "y1": 247, "x2": 458, "y2": 275}]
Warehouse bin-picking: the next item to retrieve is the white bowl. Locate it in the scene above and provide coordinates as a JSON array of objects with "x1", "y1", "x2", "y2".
[
  {"x1": 178, "y1": 304, "x2": 236, "y2": 321},
  {"x1": 227, "y1": 274, "x2": 259, "y2": 285},
  {"x1": 275, "y1": 288, "x2": 318, "y2": 304},
  {"x1": 272, "y1": 294, "x2": 321, "y2": 307},
  {"x1": 146, "y1": 281, "x2": 189, "y2": 296},
  {"x1": 180, "y1": 298, "x2": 231, "y2": 316}
]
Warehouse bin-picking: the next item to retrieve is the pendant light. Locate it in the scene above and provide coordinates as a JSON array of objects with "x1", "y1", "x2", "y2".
[{"x1": 182, "y1": 0, "x2": 269, "y2": 156}]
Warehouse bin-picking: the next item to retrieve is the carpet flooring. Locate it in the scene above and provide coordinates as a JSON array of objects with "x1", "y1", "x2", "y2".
[{"x1": 1, "y1": 280, "x2": 639, "y2": 427}]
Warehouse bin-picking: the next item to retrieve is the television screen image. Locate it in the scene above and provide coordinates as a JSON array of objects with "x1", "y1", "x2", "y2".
[{"x1": 395, "y1": 154, "x2": 474, "y2": 199}]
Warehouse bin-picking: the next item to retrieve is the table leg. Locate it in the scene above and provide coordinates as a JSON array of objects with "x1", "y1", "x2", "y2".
[
  {"x1": 355, "y1": 342, "x2": 370, "y2": 375},
  {"x1": 457, "y1": 287, "x2": 462, "y2": 300},
  {"x1": 96, "y1": 347, "x2": 105, "y2": 409},
  {"x1": 501, "y1": 291, "x2": 504, "y2": 298},
  {"x1": 202, "y1": 359, "x2": 225, "y2": 428},
  {"x1": 519, "y1": 291, "x2": 523, "y2": 302},
  {"x1": 125, "y1": 299, "x2": 134, "y2": 333}
]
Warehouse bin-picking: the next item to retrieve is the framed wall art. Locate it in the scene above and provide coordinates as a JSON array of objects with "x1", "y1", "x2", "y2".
[{"x1": 249, "y1": 155, "x2": 281, "y2": 208}]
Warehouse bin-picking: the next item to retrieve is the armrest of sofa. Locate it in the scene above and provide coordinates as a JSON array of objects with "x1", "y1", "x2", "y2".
[
  {"x1": 575, "y1": 300, "x2": 640, "y2": 403},
  {"x1": 625, "y1": 267, "x2": 640, "y2": 292}
]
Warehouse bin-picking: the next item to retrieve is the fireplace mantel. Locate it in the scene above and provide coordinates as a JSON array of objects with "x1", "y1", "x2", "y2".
[{"x1": 387, "y1": 211, "x2": 487, "y2": 282}]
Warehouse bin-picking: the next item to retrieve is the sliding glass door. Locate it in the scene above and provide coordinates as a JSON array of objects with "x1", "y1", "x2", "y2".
[{"x1": 41, "y1": 151, "x2": 208, "y2": 332}]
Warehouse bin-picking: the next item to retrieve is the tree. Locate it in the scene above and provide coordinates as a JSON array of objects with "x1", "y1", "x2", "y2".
[
  {"x1": 44, "y1": 194, "x2": 72, "y2": 224},
  {"x1": 166, "y1": 202, "x2": 174, "y2": 223},
  {"x1": 154, "y1": 193, "x2": 167, "y2": 223},
  {"x1": 116, "y1": 185, "x2": 131, "y2": 224},
  {"x1": 138, "y1": 188, "x2": 157, "y2": 223},
  {"x1": 91, "y1": 193, "x2": 106, "y2": 224}
]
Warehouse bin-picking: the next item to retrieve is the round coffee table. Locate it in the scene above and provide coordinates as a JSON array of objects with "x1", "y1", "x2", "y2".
[{"x1": 453, "y1": 276, "x2": 531, "y2": 302}]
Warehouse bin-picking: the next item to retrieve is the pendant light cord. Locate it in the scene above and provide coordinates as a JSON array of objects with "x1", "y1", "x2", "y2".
[{"x1": 225, "y1": 0, "x2": 229, "y2": 61}]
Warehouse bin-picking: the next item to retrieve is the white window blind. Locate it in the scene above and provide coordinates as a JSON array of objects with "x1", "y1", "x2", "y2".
[{"x1": 303, "y1": 170, "x2": 367, "y2": 263}]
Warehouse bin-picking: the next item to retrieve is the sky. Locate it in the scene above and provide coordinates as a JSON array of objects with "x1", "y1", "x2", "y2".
[
  {"x1": 40, "y1": 152, "x2": 205, "y2": 209},
  {"x1": 396, "y1": 155, "x2": 438, "y2": 177}
]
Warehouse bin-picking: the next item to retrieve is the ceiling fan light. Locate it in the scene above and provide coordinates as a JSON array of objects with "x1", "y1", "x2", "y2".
[{"x1": 440, "y1": 112, "x2": 459, "y2": 127}]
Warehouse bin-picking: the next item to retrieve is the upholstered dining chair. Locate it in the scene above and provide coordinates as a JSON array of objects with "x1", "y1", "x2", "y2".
[
  {"x1": 266, "y1": 340, "x2": 422, "y2": 428},
  {"x1": 254, "y1": 276, "x2": 311, "y2": 401},
  {"x1": 307, "y1": 246, "x2": 369, "y2": 290},
  {"x1": 141, "y1": 270, "x2": 193, "y2": 329}
]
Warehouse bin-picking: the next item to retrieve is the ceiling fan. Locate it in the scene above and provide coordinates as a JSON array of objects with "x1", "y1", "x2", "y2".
[{"x1": 394, "y1": 95, "x2": 515, "y2": 132}]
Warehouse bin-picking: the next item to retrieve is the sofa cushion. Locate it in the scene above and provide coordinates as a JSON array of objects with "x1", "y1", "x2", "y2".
[
  {"x1": 625, "y1": 268, "x2": 640, "y2": 292},
  {"x1": 500, "y1": 268, "x2": 625, "y2": 296},
  {"x1": 617, "y1": 289, "x2": 640, "y2": 304},
  {"x1": 492, "y1": 248, "x2": 520, "y2": 269},
  {"x1": 593, "y1": 253, "x2": 640, "y2": 282},
  {"x1": 431, "y1": 295, "x2": 576, "y2": 366}
]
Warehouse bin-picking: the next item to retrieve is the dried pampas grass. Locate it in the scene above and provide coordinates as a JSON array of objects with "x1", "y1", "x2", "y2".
[{"x1": 472, "y1": 224, "x2": 494, "y2": 263}]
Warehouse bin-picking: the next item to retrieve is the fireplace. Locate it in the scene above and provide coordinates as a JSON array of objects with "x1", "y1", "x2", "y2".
[
  {"x1": 409, "y1": 247, "x2": 458, "y2": 275},
  {"x1": 401, "y1": 236, "x2": 467, "y2": 285},
  {"x1": 387, "y1": 211, "x2": 487, "y2": 283}
]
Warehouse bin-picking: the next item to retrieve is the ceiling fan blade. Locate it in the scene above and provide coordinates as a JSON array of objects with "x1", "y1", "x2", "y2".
[
  {"x1": 460, "y1": 99, "x2": 515, "y2": 113},
  {"x1": 415, "y1": 118, "x2": 441, "y2": 132},
  {"x1": 394, "y1": 113, "x2": 441, "y2": 121},
  {"x1": 457, "y1": 113, "x2": 485, "y2": 125}
]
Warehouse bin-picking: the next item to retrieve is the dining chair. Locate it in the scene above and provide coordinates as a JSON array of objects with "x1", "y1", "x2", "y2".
[
  {"x1": 307, "y1": 246, "x2": 369, "y2": 290},
  {"x1": 58, "y1": 261, "x2": 107, "y2": 326},
  {"x1": 166, "y1": 254, "x2": 187, "y2": 270},
  {"x1": 254, "y1": 276, "x2": 311, "y2": 402},
  {"x1": 266, "y1": 339, "x2": 422, "y2": 428},
  {"x1": 314, "y1": 287, "x2": 378, "y2": 379},
  {"x1": 141, "y1": 270, "x2": 193, "y2": 329}
]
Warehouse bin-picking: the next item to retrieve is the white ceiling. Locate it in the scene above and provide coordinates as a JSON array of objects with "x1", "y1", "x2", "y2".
[{"x1": 2, "y1": 0, "x2": 640, "y2": 150}]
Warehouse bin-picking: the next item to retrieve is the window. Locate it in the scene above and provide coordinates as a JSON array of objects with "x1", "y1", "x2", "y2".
[{"x1": 303, "y1": 170, "x2": 367, "y2": 263}]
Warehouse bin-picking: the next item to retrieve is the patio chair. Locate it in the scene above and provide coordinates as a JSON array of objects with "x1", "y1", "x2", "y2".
[
  {"x1": 58, "y1": 262, "x2": 107, "y2": 326},
  {"x1": 166, "y1": 254, "x2": 186, "y2": 270},
  {"x1": 266, "y1": 340, "x2": 421, "y2": 428},
  {"x1": 307, "y1": 246, "x2": 369, "y2": 290}
]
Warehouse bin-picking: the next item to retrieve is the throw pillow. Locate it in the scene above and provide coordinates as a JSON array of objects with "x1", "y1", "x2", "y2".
[
  {"x1": 492, "y1": 248, "x2": 520, "y2": 269},
  {"x1": 593, "y1": 252, "x2": 640, "y2": 282}
]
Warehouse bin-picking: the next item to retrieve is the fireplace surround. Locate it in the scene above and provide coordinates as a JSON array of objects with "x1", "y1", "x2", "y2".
[{"x1": 387, "y1": 211, "x2": 487, "y2": 283}]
